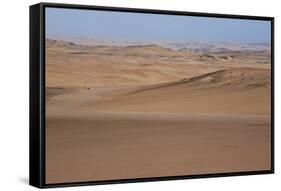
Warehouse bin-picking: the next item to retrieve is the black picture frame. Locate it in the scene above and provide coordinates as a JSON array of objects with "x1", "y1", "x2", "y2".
[{"x1": 30, "y1": 2, "x2": 275, "y2": 188}]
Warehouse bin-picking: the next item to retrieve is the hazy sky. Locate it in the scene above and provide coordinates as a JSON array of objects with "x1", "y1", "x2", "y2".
[{"x1": 46, "y1": 7, "x2": 271, "y2": 43}]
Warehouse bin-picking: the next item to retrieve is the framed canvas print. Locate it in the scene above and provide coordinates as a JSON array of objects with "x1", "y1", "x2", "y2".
[{"x1": 30, "y1": 2, "x2": 274, "y2": 188}]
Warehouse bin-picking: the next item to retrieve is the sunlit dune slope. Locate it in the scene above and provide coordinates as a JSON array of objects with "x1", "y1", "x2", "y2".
[
  {"x1": 46, "y1": 67, "x2": 271, "y2": 116},
  {"x1": 79, "y1": 68, "x2": 270, "y2": 115}
]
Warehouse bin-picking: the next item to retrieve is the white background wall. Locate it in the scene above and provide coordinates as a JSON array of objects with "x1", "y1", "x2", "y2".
[{"x1": 0, "y1": 0, "x2": 279, "y2": 190}]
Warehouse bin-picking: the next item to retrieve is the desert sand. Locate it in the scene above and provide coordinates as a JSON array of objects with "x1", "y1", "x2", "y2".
[{"x1": 45, "y1": 39, "x2": 271, "y2": 183}]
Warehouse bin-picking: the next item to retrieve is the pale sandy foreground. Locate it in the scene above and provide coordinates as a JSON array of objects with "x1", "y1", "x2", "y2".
[
  {"x1": 46, "y1": 113, "x2": 271, "y2": 183},
  {"x1": 45, "y1": 39, "x2": 271, "y2": 183}
]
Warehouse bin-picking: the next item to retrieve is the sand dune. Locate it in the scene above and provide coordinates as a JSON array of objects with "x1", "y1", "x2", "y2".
[
  {"x1": 46, "y1": 39, "x2": 271, "y2": 87},
  {"x1": 45, "y1": 39, "x2": 272, "y2": 184},
  {"x1": 46, "y1": 67, "x2": 271, "y2": 116}
]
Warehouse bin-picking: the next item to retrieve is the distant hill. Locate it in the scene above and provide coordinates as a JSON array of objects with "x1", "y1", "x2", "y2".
[{"x1": 45, "y1": 39, "x2": 271, "y2": 87}]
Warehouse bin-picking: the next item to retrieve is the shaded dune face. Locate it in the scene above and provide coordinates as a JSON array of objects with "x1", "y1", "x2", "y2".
[
  {"x1": 123, "y1": 67, "x2": 271, "y2": 94},
  {"x1": 180, "y1": 67, "x2": 270, "y2": 88},
  {"x1": 45, "y1": 39, "x2": 272, "y2": 184}
]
